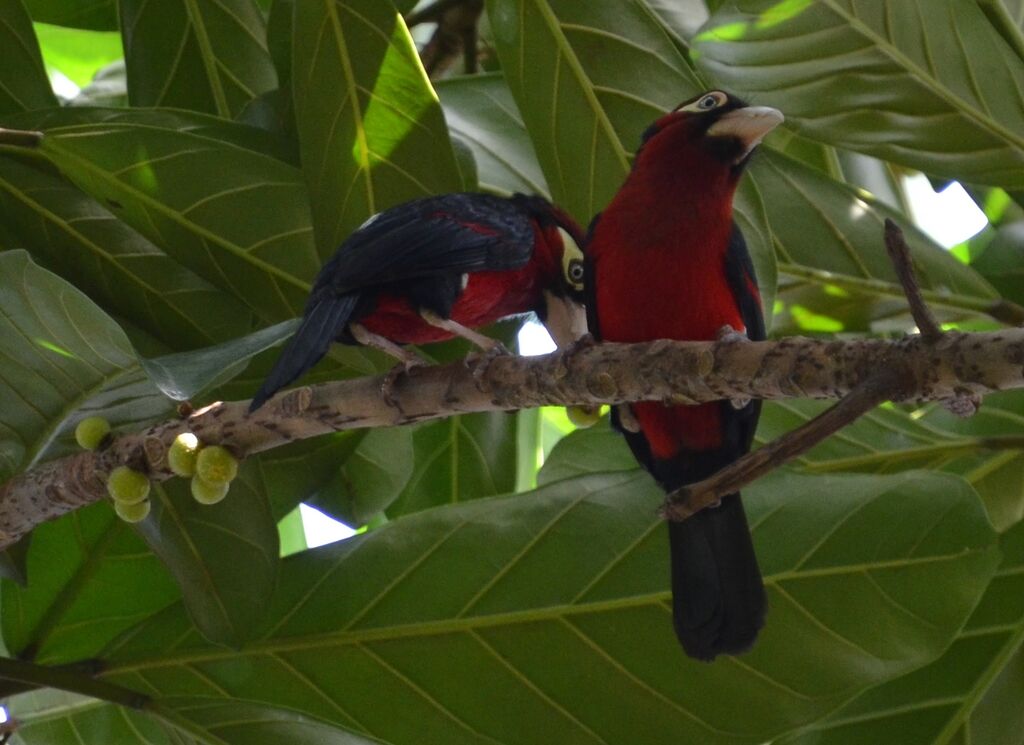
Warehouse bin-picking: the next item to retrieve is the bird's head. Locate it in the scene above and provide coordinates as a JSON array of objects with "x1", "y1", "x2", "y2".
[
  {"x1": 638, "y1": 90, "x2": 784, "y2": 180},
  {"x1": 512, "y1": 194, "x2": 589, "y2": 348}
]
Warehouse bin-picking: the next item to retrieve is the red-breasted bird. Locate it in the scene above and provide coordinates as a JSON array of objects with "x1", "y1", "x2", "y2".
[
  {"x1": 250, "y1": 192, "x2": 587, "y2": 412},
  {"x1": 585, "y1": 91, "x2": 783, "y2": 660}
]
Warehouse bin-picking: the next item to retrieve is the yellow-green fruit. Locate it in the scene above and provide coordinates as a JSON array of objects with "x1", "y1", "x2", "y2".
[
  {"x1": 107, "y1": 466, "x2": 150, "y2": 505},
  {"x1": 75, "y1": 416, "x2": 110, "y2": 450},
  {"x1": 566, "y1": 405, "x2": 602, "y2": 429},
  {"x1": 114, "y1": 498, "x2": 151, "y2": 523},
  {"x1": 167, "y1": 432, "x2": 200, "y2": 477},
  {"x1": 195, "y1": 445, "x2": 239, "y2": 485},
  {"x1": 191, "y1": 475, "x2": 229, "y2": 505}
]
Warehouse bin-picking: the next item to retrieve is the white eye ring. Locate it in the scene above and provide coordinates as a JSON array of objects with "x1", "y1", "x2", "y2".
[
  {"x1": 568, "y1": 260, "x2": 584, "y2": 283},
  {"x1": 678, "y1": 91, "x2": 727, "y2": 113}
]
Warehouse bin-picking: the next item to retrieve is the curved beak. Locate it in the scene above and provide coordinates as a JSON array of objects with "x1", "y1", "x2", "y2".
[
  {"x1": 707, "y1": 106, "x2": 784, "y2": 161},
  {"x1": 542, "y1": 290, "x2": 588, "y2": 349}
]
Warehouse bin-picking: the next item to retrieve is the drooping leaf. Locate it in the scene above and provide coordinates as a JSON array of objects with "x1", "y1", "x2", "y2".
[
  {"x1": 1, "y1": 503, "x2": 178, "y2": 664},
  {"x1": 18, "y1": 468, "x2": 991, "y2": 745},
  {"x1": 436, "y1": 73, "x2": 551, "y2": 197},
  {"x1": 291, "y1": 0, "x2": 461, "y2": 257},
  {"x1": 138, "y1": 464, "x2": 279, "y2": 648},
  {"x1": 0, "y1": 0, "x2": 58, "y2": 114},
  {"x1": 119, "y1": 0, "x2": 277, "y2": 118},
  {"x1": 694, "y1": 0, "x2": 1024, "y2": 190}
]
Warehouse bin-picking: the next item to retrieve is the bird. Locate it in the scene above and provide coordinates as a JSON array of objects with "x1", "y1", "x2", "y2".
[
  {"x1": 250, "y1": 192, "x2": 587, "y2": 412},
  {"x1": 584, "y1": 90, "x2": 783, "y2": 660}
]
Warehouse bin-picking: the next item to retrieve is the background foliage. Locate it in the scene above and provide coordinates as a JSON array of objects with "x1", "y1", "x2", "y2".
[{"x1": 0, "y1": 0, "x2": 1022, "y2": 743}]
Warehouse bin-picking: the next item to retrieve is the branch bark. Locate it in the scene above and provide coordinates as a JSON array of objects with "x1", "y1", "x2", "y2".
[{"x1": 2, "y1": 328, "x2": 1023, "y2": 547}]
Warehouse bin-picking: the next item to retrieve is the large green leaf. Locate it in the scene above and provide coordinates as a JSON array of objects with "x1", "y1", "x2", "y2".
[
  {"x1": 5, "y1": 469, "x2": 987, "y2": 744},
  {"x1": 976, "y1": 0, "x2": 1024, "y2": 61},
  {"x1": 756, "y1": 149, "x2": 1001, "y2": 331},
  {"x1": 1, "y1": 503, "x2": 179, "y2": 665},
  {"x1": 29, "y1": 111, "x2": 319, "y2": 322},
  {"x1": 7, "y1": 691, "x2": 181, "y2": 744},
  {"x1": 22, "y1": 0, "x2": 117, "y2": 30},
  {"x1": 33, "y1": 23, "x2": 123, "y2": 88},
  {"x1": 119, "y1": 0, "x2": 277, "y2": 118},
  {"x1": 776, "y1": 520, "x2": 1024, "y2": 745},
  {"x1": 387, "y1": 413, "x2": 519, "y2": 518},
  {"x1": 138, "y1": 464, "x2": 279, "y2": 648},
  {"x1": 0, "y1": 154, "x2": 255, "y2": 351},
  {"x1": 436, "y1": 73, "x2": 550, "y2": 197},
  {"x1": 0, "y1": 0, "x2": 58, "y2": 114},
  {"x1": 291, "y1": 0, "x2": 461, "y2": 257},
  {"x1": 693, "y1": 0, "x2": 1024, "y2": 190}
]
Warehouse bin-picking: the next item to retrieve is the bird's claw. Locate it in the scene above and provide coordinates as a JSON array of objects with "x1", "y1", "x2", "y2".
[
  {"x1": 381, "y1": 358, "x2": 428, "y2": 409},
  {"x1": 616, "y1": 404, "x2": 641, "y2": 433},
  {"x1": 715, "y1": 324, "x2": 749, "y2": 344},
  {"x1": 467, "y1": 341, "x2": 510, "y2": 383}
]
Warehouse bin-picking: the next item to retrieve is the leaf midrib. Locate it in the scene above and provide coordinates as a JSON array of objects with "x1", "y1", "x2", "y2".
[{"x1": 106, "y1": 546, "x2": 988, "y2": 674}]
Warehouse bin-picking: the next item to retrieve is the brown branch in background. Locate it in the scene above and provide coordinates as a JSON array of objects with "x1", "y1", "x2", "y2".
[
  {"x1": 0, "y1": 128, "x2": 43, "y2": 148},
  {"x1": 661, "y1": 373, "x2": 900, "y2": 521},
  {"x1": 408, "y1": 0, "x2": 484, "y2": 76},
  {"x1": 661, "y1": 219, "x2": 984, "y2": 521},
  {"x1": 883, "y1": 218, "x2": 942, "y2": 340}
]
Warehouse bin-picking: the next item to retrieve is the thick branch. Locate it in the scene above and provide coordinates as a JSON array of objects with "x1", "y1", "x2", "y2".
[{"x1": 1, "y1": 329, "x2": 1023, "y2": 547}]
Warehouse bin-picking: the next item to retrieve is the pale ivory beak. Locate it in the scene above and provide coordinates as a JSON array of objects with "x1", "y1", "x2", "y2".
[
  {"x1": 707, "y1": 106, "x2": 784, "y2": 161},
  {"x1": 542, "y1": 290, "x2": 588, "y2": 348}
]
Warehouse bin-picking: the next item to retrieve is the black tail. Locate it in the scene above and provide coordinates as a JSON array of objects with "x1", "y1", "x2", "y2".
[
  {"x1": 668, "y1": 491, "x2": 764, "y2": 661},
  {"x1": 249, "y1": 296, "x2": 357, "y2": 412}
]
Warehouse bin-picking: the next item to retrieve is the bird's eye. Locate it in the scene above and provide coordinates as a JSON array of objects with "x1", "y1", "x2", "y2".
[
  {"x1": 677, "y1": 91, "x2": 728, "y2": 113},
  {"x1": 558, "y1": 227, "x2": 586, "y2": 292}
]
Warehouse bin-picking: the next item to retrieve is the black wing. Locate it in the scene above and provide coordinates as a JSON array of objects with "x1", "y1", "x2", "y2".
[{"x1": 310, "y1": 192, "x2": 537, "y2": 304}]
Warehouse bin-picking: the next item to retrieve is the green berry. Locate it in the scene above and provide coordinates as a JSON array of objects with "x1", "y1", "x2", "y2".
[
  {"x1": 195, "y1": 445, "x2": 239, "y2": 485},
  {"x1": 114, "y1": 498, "x2": 150, "y2": 523},
  {"x1": 107, "y1": 466, "x2": 150, "y2": 505},
  {"x1": 75, "y1": 416, "x2": 110, "y2": 450},
  {"x1": 167, "y1": 432, "x2": 200, "y2": 477},
  {"x1": 190, "y1": 475, "x2": 230, "y2": 505},
  {"x1": 566, "y1": 405, "x2": 602, "y2": 429}
]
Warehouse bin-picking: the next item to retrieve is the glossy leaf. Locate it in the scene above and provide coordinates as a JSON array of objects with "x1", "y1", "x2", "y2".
[
  {"x1": 694, "y1": 0, "x2": 1024, "y2": 190},
  {"x1": 0, "y1": 0, "x2": 58, "y2": 114},
  {"x1": 32, "y1": 112, "x2": 320, "y2": 322},
  {"x1": 436, "y1": 73, "x2": 551, "y2": 197},
  {"x1": 120, "y1": 0, "x2": 277, "y2": 118},
  {"x1": 0, "y1": 153, "x2": 255, "y2": 351},
  {"x1": 1, "y1": 503, "x2": 179, "y2": 664},
  {"x1": 138, "y1": 464, "x2": 279, "y2": 647},
  {"x1": 291, "y1": 0, "x2": 461, "y2": 257},
  {"x1": 33, "y1": 23, "x2": 123, "y2": 87},
  {"x1": 387, "y1": 413, "x2": 519, "y2": 518},
  {"x1": 7, "y1": 468, "x2": 991, "y2": 745},
  {"x1": 22, "y1": 0, "x2": 117, "y2": 30},
  {"x1": 777, "y1": 520, "x2": 1024, "y2": 745}
]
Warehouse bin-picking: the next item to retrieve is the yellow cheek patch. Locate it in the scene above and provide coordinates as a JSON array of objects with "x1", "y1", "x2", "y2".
[{"x1": 558, "y1": 227, "x2": 585, "y2": 292}]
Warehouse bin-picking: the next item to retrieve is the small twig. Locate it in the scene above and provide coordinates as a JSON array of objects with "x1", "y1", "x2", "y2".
[
  {"x1": 660, "y1": 372, "x2": 899, "y2": 520},
  {"x1": 0, "y1": 128, "x2": 43, "y2": 148},
  {"x1": 884, "y1": 218, "x2": 942, "y2": 340},
  {"x1": 0, "y1": 656, "x2": 148, "y2": 710}
]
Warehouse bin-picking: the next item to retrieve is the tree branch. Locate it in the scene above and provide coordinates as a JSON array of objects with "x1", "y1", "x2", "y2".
[{"x1": 2, "y1": 328, "x2": 1024, "y2": 547}]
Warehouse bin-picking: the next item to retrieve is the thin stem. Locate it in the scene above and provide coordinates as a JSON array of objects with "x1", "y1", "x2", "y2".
[
  {"x1": 0, "y1": 657, "x2": 148, "y2": 709},
  {"x1": 884, "y1": 219, "x2": 942, "y2": 338},
  {"x1": 0, "y1": 129, "x2": 43, "y2": 147},
  {"x1": 661, "y1": 374, "x2": 898, "y2": 521}
]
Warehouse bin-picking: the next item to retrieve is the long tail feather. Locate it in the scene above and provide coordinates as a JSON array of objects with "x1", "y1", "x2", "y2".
[
  {"x1": 668, "y1": 492, "x2": 764, "y2": 661},
  {"x1": 249, "y1": 296, "x2": 357, "y2": 412}
]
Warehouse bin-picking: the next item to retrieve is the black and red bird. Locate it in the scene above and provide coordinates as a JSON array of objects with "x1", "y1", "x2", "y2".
[
  {"x1": 585, "y1": 91, "x2": 783, "y2": 660},
  {"x1": 250, "y1": 192, "x2": 587, "y2": 412}
]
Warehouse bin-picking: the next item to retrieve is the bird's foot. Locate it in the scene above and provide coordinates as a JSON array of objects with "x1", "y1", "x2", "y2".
[
  {"x1": 380, "y1": 357, "x2": 429, "y2": 409},
  {"x1": 715, "y1": 325, "x2": 752, "y2": 409},
  {"x1": 715, "y1": 324, "x2": 749, "y2": 344},
  {"x1": 466, "y1": 341, "x2": 511, "y2": 384},
  {"x1": 616, "y1": 404, "x2": 641, "y2": 433}
]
